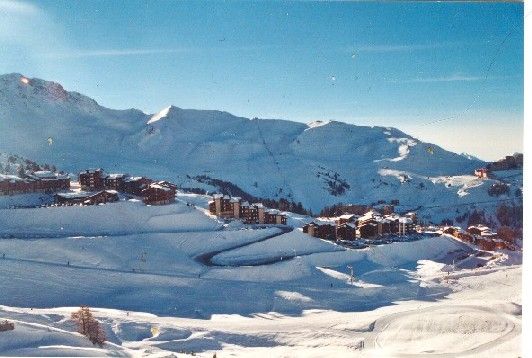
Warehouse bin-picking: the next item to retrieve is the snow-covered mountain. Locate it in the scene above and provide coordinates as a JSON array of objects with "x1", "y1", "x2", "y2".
[{"x1": 0, "y1": 73, "x2": 491, "y2": 214}]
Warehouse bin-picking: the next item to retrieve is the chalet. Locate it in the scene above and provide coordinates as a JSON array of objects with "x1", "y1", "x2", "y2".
[
  {"x1": 142, "y1": 182, "x2": 176, "y2": 205},
  {"x1": 104, "y1": 173, "x2": 128, "y2": 191},
  {"x1": 467, "y1": 225, "x2": 498, "y2": 240},
  {"x1": 208, "y1": 194, "x2": 287, "y2": 225},
  {"x1": 240, "y1": 201, "x2": 259, "y2": 224},
  {"x1": 123, "y1": 176, "x2": 153, "y2": 196},
  {"x1": 487, "y1": 153, "x2": 523, "y2": 171},
  {"x1": 359, "y1": 222, "x2": 379, "y2": 239},
  {"x1": 474, "y1": 168, "x2": 489, "y2": 179},
  {"x1": 335, "y1": 214, "x2": 357, "y2": 226},
  {"x1": 336, "y1": 223, "x2": 356, "y2": 241},
  {"x1": 1, "y1": 172, "x2": 70, "y2": 195},
  {"x1": 303, "y1": 222, "x2": 336, "y2": 241},
  {"x1": 476, "y1": 237, "x2": 496, "y2": 251},
  {"x1": 209, "y1": 194, "x2": 233, "y2": 217},
  {"x1": 377, "y1": 217, "x2": 392, "y2": 235},
  {"x1": 456, "y1": 231, "x2": 475, "y2": 243},
  {"x1": 253, "y1": 202, "x2": 265, "y2": 223},
  {"x1": 88, "y1": 190, "x2": 119, "y2": 205},
  {"x1": 208, "y1": 198, "x2": 216, "y2": 215},
  {"x1": 374, "y1": 204, "x2": 394, "y2": 215},
  {"x1": 29, "y1": 171, "x2": 70, "y2": 193},
  {"x1": 493, "y1": 239, "x2": 509, "y2": 250},
  {"x1": 54, "y1": 190, "x2": 119, "y2": 206},
  {"x1": 231, "y1": 197, "x2": 242, "y2": 218},
  {"x1": 404, "y1": 212, "x2": 417, "y2": 224},
  {"x1": 442, "y1": 226, "x2": 459, "y2": 236},
  {"x1": 398, "y1": 217, "x2": 415, "y2": 235},
  {"x1": 79, "y1": 169, "x2": 105, "y2": 190},
  {"x1": 338, "y1": 204, "x2": 371, "y2": 216},
  {"x1": 467, "y1": 225, "x2": 490, "y2": 236},
  {"x1": 264, "y1": 209, "x2": 287, "y2": 225},
  {"x1": 0, "y1": 175, "x2": 30, "y2": 195},
  {"x1": 385, "y1": 214, "x2": 400, "y2": 234},
  {"x1": 358, "y1": 211, "x2": 385, "y2": 238}
]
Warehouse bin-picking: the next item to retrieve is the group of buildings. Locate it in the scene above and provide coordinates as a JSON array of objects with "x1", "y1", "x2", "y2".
[
  {"x1": 443, "y1": 225, "x2": 511, "y2": 251},
  {"x1": 0, "y1": 171, "x2": 70, "y2": 195},
  {"x1": 303, "y1": 210, "x2": 417, "y2": 241},
  {"x1": 54, "y1": 168, "x2": 177, "y2": 206},
  {"x1": 208, "y1": 194, "x2": 287, "y2": 225},
  {"x1": 475, "y1": 153, "x2": 524, "y2": 179}
]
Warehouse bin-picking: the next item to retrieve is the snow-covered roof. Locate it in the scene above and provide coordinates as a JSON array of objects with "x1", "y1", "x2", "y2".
[
  {"x1": 338, "y1": 214, "x2": 355, "y2": 220},
  {"x1": 149, "y1": 184, "x2": 171, "y2": 192},
  {"x1": 360, "y1": 222, "x2": 378, "y2": 227},
  {"x1": 212, "y1": 193, "x2": 223, "y2": 199},
  {"x1": 124, "y1": 176, "x2": 144, "y2": 182},
  {"x1": 399, "y1": 217, "x2": 413, "y2": 224},
  {"x1": 0, "y1": 174, "x2": 23, "y2": 181},
  {"x1": 81, "y1": 168, "x2": 102, "y2": 174},
  {"x1": 32, "y1": 170, "x2": 55, "y2": 179},
  {"x1": 230, "y1": 197, "x2": 242, "y2": 203},
  {"x1": 468, "y1": 225, "x2": 493, "y2": 234},
  {"x1": 252, "y1": 202, "x2": 264, "y2": 208},
  {"x1": 338, "y1": 222, "x2": 356, "y2": 228},
  {"x1": 359, "y1": 210, "x2": 381, "y2": 222},
  {"x1": 106, "y1": 173, "x2": 127, "y2": 179},
  {"x1": 55, "y1": 191, "x2": 91, "y2": 199}
]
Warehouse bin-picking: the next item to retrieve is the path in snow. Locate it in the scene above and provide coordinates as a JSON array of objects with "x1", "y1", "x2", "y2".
[{"x1": 195, "y1": 226, "x2": 293, "y2": 267}]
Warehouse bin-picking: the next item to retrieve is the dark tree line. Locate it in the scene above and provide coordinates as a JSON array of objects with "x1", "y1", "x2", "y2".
[
  {"x1": 0, "y1": 153, "x2": 58, "y2": 176},
  {"x1": 186, "y1": 175, "x2": 312, "y2": 215}
]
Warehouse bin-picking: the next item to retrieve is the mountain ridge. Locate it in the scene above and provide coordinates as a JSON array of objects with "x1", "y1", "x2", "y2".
[{"x1": 0, "y1": 73, "x2": 488, "y2": 214}]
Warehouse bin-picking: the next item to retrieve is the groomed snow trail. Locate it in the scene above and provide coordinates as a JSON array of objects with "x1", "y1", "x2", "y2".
[{"x1": 370, "y1": 304, "x2": 520, "y2": 357}]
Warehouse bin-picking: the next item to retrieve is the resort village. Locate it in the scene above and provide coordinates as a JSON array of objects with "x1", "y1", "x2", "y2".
[{"x1": 0, "y1": 163, "x2": 520, "y2": 253}]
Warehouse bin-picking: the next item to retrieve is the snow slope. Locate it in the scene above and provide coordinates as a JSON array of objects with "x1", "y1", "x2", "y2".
[
  {"x1": 0, "y1": 249, "x2": 521, "y2": 357},
  {"x1": 0, "y1": 200, "x2": 221, "y2": 236},
  {"x1": 210, "y1": 229, "x2": 343, "y2": 266},
  {"x1": 0, "y1": 73, "x2": 492, "y2": 214},
  {"x1": 0, "y1": 196, "x2": 521, "y2": 356}
]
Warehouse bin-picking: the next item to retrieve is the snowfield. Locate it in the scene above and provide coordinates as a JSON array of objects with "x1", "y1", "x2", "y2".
[
  {"x1": 0, "y1": 198, "x2": 522, "y2": 356},
  {"x1": 0, "y1": 200, "x2": 221, "y2": 237}
]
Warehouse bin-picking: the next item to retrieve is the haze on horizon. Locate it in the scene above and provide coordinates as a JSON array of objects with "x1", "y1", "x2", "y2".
[{"x1": 0, "y1": 0, "x2": 523, "y2": 161}]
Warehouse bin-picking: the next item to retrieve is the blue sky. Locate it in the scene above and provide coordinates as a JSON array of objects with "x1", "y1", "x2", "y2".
[{"x1": 0, "y1": 0, "x2": 524, "y2": 160}]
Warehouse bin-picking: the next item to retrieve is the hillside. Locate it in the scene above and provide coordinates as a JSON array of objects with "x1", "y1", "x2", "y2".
[{"x1": 0, "y1": 73, "x2": 515, "y2": 219}]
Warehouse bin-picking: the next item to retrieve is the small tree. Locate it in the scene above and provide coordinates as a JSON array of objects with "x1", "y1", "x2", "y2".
[{"x1": 71, "y1": 306, "x2": 106, "y2": 347}]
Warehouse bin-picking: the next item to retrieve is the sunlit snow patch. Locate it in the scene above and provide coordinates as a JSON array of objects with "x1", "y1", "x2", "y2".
[
  {"x1": 275, "y1": 290, "x2": 313, "y2": 303},
  {"x1": 386, "y1": 137, "x2": 417, "y2": 161},
  {"x1": 147, "y1": 105, "x2": 172, "y2": 124},
  {"x1": 305, "y1": 120, "x2": 331, "y2": 130}
]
